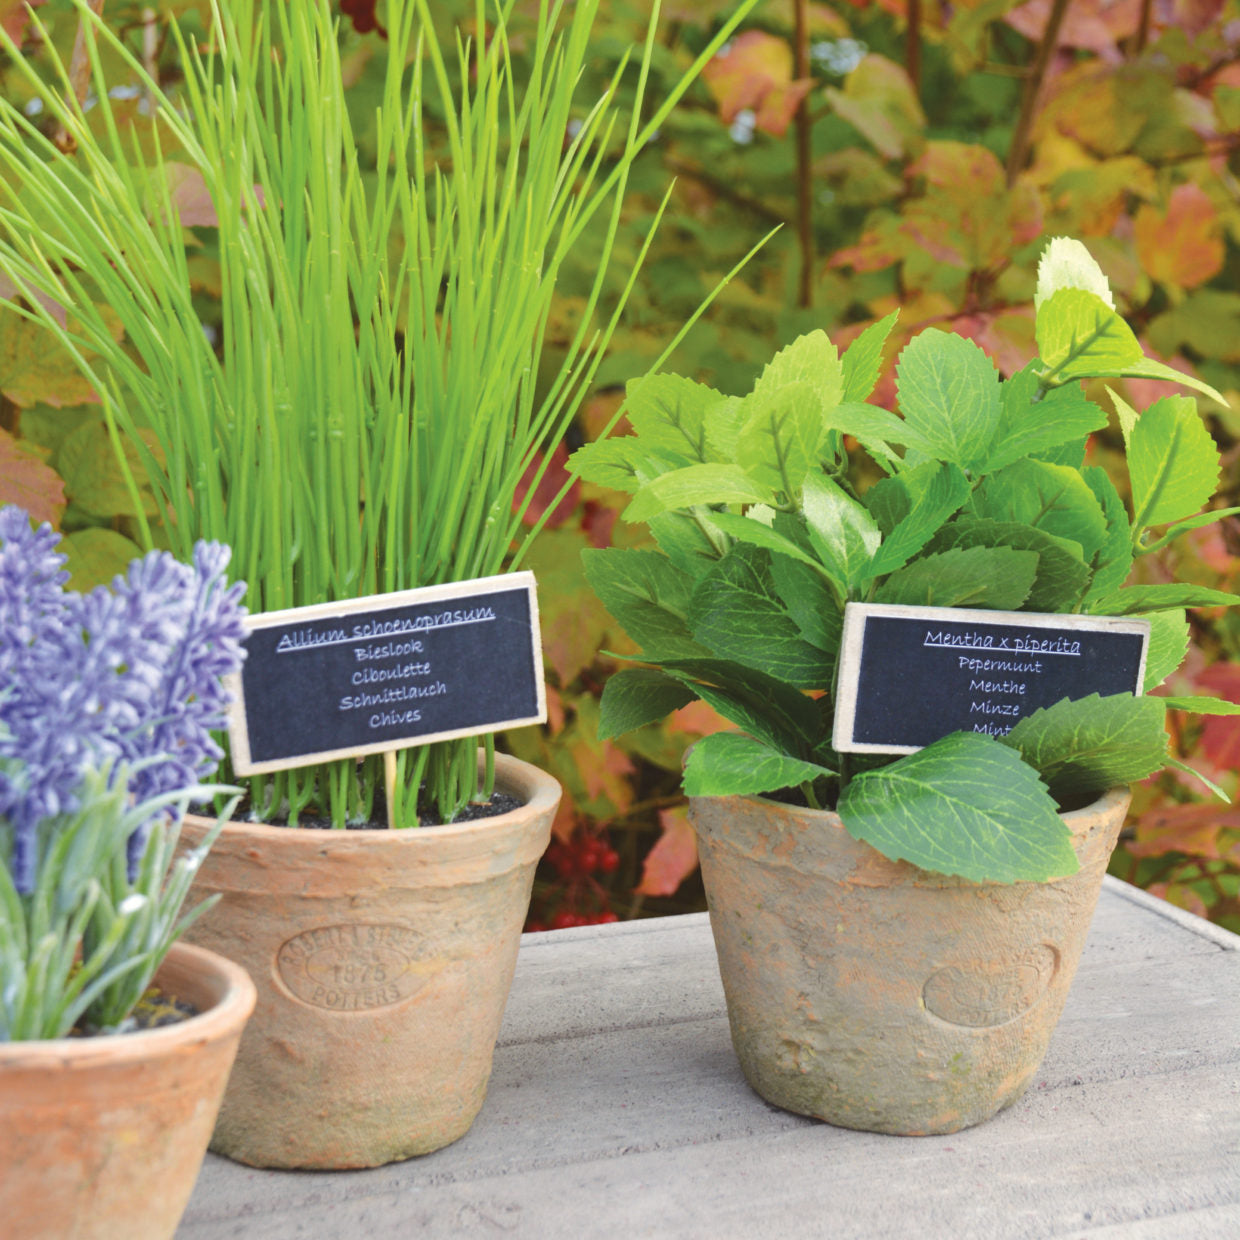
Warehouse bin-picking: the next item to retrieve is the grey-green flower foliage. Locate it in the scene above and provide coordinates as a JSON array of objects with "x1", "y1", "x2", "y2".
[{"x1": 571, "y1": 238, "x2": 1240, "y2": 885}]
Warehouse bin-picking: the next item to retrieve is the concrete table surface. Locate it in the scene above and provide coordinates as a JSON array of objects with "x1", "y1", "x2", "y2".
[{"x1": 179, "y1": 877, "x2": 1239, "y2": 1240}]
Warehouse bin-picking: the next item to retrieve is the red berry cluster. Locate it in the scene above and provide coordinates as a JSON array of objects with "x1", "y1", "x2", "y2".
[
  {"x1": 339, "y1": 1, "x2": 387, "y2": 37},
  {"x1": 526, "y1": 830, "x2": 621, "y2": 931}
]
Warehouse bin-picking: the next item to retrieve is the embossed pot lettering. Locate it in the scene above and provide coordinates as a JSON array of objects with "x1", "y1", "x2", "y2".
[
  {"x1": 922, "y1": 944, "x2": 1059, "y2": 1028},
  {"x1": 276, "y1": 924, "x2": 426, "y2": 1011}
]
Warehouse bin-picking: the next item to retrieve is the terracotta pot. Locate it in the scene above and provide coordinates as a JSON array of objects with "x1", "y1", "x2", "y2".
[
  {"x1": 179, "y1": 751, "x2": 559, "y2": 1169},
  {"x1": 0, "y1": 941, "x2": 256, "y2": 1240},
  {"x1": 689, "y1": 785, "x2": 1131, "y2": 1136}
]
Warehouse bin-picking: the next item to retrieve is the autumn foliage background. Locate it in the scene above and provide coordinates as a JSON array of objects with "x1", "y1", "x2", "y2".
[{"x1": 1, "y1": 0, "x2": 1238, "y2": 930}]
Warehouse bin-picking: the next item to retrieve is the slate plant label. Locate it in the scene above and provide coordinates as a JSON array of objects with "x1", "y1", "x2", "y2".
[
  {"x1": 833, "y1": 602, "x2": 1150, "y2": 754},
  {"x1": 225, "y1": 572, "x2": 546, "y2": 774}
]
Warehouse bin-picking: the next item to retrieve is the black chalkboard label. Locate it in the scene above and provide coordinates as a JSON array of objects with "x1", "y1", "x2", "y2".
[
  {"x1": 832, "y1": 602, "x2": 1150, "y2": 754},
  {"x1": 224, "y1": 573, "x2": 545, "y2": 774}
]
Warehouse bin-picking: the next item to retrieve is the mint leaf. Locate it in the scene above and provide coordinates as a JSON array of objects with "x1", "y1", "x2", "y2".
[
  {"x1": 751, "y1": 330, "x2": 844, "y2": 425},
  {"x1": 700, "y1": 509, "x2": 824, "y2": 574},
  {"x1": 838, "y1": 732, "x2": 1077, "y2": 883},
  {"x1": 1118, "y1": 358, "x2": 1225, "y2": 405},
  {"x1": 1000, "y1": 694, "x2": 1168, "y2": 805},
  {"x1": 1037, "y1": 287, "x2": 1143, "y2": 381},
  {"x1": 624, "y1": 373, "x2": 729, "y2": 462},
  {"x1": 1035, "y1": 237, "x2": 1115, "y2": 312},
  {"x1": 1081, "y1": 465, "x2": 1134, "y2": 601},
  {"x1": 895, "y1": 328, "x2": 1003, "y2": 471},
  {"x1": 1090, "y1": 583, "x2": 1240, "y2": 614},
  {"x1": 648, "y1": 510, "x2": 722, "y2": 580},
  {"x1": 928, "y1": 517, "x2": 1092, "y2": 613},
  {"x1": 1128, "y1": 395, "x2": 1221, "y2": 533},
  {"x1": 973, "y1": 459, "x2": 1109, "y2": 564},
  {"x1": 688, "y1": 545, "x2": 833, "y2": 688},
  {"x1": 874, "y1": 545, "x2": 1038, "y2": 609},
  {"x1": 982, "y1": 364, "x2": 1109, "y2": 475},
  {"x1": 864, "y1": 461, "x2": 970, "y2": 579},
  {"x1": 598, "y1": 668, "x2": 695, "y2": 739},
  {"x1": 569, "y1": 437, "x2": 681, "y2": 494},
  {"x1": 625, "y1": 463, "x2": 772, "y2": 522},
  {"x1": 653, "y1": 657, "x2": 822, "y2": 754},
  {"x1": 1160, "y1": 695, "x2": 1240, "y2": 715},
  {"x1": 736, "y1": 383, "x2": 823, "y2": 497},
  {"x1": 769, "y1": 549, "x2": 843, "y2": 655},
  {"x1": 802, "y1": 471, "x2": 881, "y2": 594},
  {"x1": 581, "y1": 547, "x2": 707, "y2": 657},
  {"x1": 1141, "y1": 610, "x2": 1189, "y2": 690},
  {"x1": 683, "y1": 731, "x2": 834, "y2": 798},
  {"x1": 840, "y1": 310, "x2": 898, "y2": 402},
  {"x1": 824, "y1": 401, "x2": 910, "y2": 466}
]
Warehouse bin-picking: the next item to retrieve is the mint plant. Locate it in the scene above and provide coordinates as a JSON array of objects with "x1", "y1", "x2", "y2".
[
  {"x1": 571, "y1": 238, "x2": 1240, "y2": 885},
  {"x1": 0, "y1": 507, "x2": 246, "y2": 1039}
]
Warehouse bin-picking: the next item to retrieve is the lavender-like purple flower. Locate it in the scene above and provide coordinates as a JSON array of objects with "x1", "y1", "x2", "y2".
[{"x1": 0, "y1": 506, "x2": 247, "y2": 894}]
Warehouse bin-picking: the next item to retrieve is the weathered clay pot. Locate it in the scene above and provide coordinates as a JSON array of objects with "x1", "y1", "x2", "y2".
[
  {"x1": 179, "y1": 751, "x2": 559, "y2": 1169},
  {"x1": 0, "y1": 941, "x2": 256, "y2": 1240},
  {"x1": 689, "y1": 785, "x2": 1131, "y2": 1136}
]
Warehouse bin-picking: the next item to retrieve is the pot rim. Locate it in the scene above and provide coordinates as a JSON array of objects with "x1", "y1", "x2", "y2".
[
  {"x1": 184, "y1": 749, "x2": 560, "y2": 843},
  {"x1": 0, "y1": 940, "x2": 256, "y2": 1067}
]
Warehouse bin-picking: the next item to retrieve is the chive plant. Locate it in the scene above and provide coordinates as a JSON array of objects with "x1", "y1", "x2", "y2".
[{"x1": 0, "y1": 0, "x2": 757, "y2": 825}]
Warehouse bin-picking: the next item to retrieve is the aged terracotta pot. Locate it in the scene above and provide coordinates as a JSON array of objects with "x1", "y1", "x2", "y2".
[
  {"x1": 0, "y1": 941, "x2": 256, "y2": 1240},
  {"x1": 689, "y1": 785, "x2": 1131, "y2": 1136},
  {"x1": 179, "y1": 751, "x2": 559, "y2": 1169}
]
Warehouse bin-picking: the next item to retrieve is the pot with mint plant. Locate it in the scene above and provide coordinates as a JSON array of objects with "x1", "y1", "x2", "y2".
[
  {"x1": 570, "y1": 238, "x2": 1240, "y2": 1136},
  {"x1": 0, "y1": 0, "x2": 759, "y2": 1166},
  {"x1": 0, "y1": 506, "x2": 255, "y2": 1240}
]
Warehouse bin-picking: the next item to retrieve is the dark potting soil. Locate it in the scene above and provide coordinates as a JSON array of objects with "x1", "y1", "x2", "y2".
[
  {"x1": 258, "y1": 789, "x2": 523, "y2": 831},
  {"x1": 71, "y1": 987, "x2": 199, "y2": 1038}
]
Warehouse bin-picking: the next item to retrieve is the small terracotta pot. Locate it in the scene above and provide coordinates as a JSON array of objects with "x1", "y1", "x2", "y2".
[
  {"x1": 689, "y1": 785, "x2": 1130, "y2": 1136},
  {"x1": 179, "y1": 751, "x2": 559, "y2": 1169},
  {"x1": 0, "y1": 941, "x2": 256, "y2": 1240}
]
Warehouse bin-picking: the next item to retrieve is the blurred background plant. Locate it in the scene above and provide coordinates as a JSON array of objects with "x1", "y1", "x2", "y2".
[{"x1": 1, "y1": 0, "x2": 1237, "y2": 927}]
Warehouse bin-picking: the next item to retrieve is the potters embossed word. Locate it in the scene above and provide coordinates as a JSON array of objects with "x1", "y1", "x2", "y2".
[
  {"x1": 225, "y1": 573, "x2": 546, "y2": 773},
  {"x1": 277, "y1": 924, "x2": 427, "y2": 1011},
  {"x1": 833, "y1": 602, "x2": 1150, "y2": 754}
]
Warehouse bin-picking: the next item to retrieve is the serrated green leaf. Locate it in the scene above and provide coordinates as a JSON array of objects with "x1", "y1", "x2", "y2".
[
  {"x1": 702, "y1": 396, "x2": 748, "y2": 464},
  {"x1": 1138, "y1": 506, "x2": 1240, "y2": 556},
  {"x1": 1090, "y1": 583, "x2": 1240, "y2": 614},
  {"x1": 652, "y1": 656, "x2": 822, "y2": 754},
  {"x1": 624, "y1": 372, "x2": 728, "y2": 462},
  {"x1": 736, "y1": 383, "x2": 822, "y2": 497},
  {"x1": 1036, "y1": 287, "x2": 1143, "y2": 381},
  {"x1": 928, "y1": 517, "x2": 1092, "y2": 614},
  {"x1": 1128, "y1": 396, "x2": 1220, "y2": 533},
  {"x1": 838, "y1": 732, "x2": 1077, "y2": 883},
  {"x1": 823, "y1": 400, "x2": 909, "y2": 466},
  {"x1": 1160, "y1": 696, "x2": 1240, "y2": 715},
  {"x1": 1107, "y1": 385, "x2": 1140, "y2": 446},
  {"x1": 647, "y1": 510, "x2": 723, "y2": 580},
  {"x1": 769, "y1": 549, "x2": 844, "y2": 655},
  {"x1": 981, "y1": 364, "x2": 1109, "y2": 475},
  {"x1": 624, "y1": 463, "x2": 773, "y2": 522},
  {"x1": 894, "y1": 328, "x2": 1003, "y2": 471},
  {"x1": 1118, "y1": 358, "x2": 1225, "y2": 405},
  {"x1": 1035, "y1": 237, "x2": 1115, "y2": 312},
  {"x1": 802, "y1": 470, "x2": 881, "y2": 594},
  {"x1": 750, "y1": 329, "x2": 844, "y2": 426},
  {"x1": 687, "y1": 545, "x2": 833, "y2": 688},
  {"x1": 840, "y1": 310, "x2": 899, "y2": 402},
  {"x1": 598, "y1": 668, "x2": 695, "y2": 739},
  {"x1": 973, "y1": 459, "x2": 1109, "y2": 565},
  {"x1": 874, "y1": 545, "x2": 1038, "y2": 609},
  {"x1": 1000, "y1": 694, "x2": 1168, "y2": 804},
  {"x1": 683, "y1": 731, "x2": 835, "y2": 798},
  {"x1": 581, "y1": 547, "x2": 708, "y2": 657},
  {"x1": 1081, "y1": 465, "x2": 1134, "y2": 601},
  {"x1": 1141, "y1": 610, "x2": 1189, "y2": 690},
  {"x1": 700, "y1": 509, "x2": 824, "y2": 575},
  {"x1": 864, "y1": 460, "x2": 970, "y2": 579},
  {"x1": 568, "y1": 437, "x2": 683, "y2": 494}
]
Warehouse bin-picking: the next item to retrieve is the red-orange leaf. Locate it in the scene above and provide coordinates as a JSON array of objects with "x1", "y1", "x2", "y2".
[
  {"x1": 702, "y1": 30, "x2": 812, "y2": 136},
  {"x1": 1134, "y1": 183, "x2": 1225, "y2": 291},
  {"x1": 1194, "y1": 663, "x2": 1240, "y2": 772},
  {"x1": 0, "y1": 428, "x2": 65, "y2": 527},
  {"x1": 635, "y1": 806, "x2": 699, "y2": 897}
]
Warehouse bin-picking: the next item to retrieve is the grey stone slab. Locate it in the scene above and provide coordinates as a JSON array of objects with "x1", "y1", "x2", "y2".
[{"x1": 178, "y1": 881, "x2": 1240, "y2": 1240}]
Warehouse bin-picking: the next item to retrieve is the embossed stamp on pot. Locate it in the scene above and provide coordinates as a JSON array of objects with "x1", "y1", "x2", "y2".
[{"x1": 276, "y1": 924, "x2": 427, "y2": 1011}]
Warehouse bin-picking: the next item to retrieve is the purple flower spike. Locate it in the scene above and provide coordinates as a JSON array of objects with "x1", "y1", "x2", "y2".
[{"x1": 0, "y1": 507, "x2": 248, "y2": 894}]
